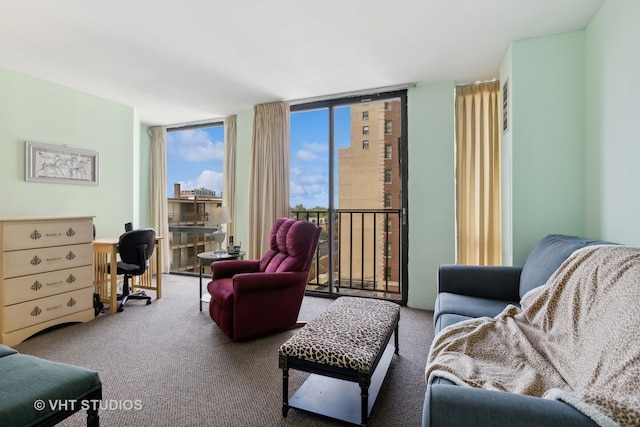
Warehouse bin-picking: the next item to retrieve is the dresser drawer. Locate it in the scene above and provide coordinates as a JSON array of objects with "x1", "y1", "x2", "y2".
[
  {"x1": 3, "y1": 265, "x2": 93, "y2": 305},
  {"x1": 2, "y1": 218, "x2": 93, "y2": 251},
  {"x1": 2, "y1": 243, "x2": 93, "y2": 279},
  {"x1": 2, "y1": 287, "x2": 93, "y2": 333}
]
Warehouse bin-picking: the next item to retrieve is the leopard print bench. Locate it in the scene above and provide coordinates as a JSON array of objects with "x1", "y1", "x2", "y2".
[{"x1": 279, "y1": 296, "x2": 400, "y2": 426}]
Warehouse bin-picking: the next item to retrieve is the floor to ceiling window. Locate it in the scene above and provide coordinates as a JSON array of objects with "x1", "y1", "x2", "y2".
[
  {"x1": 290, "y1": 91, "x2": 408, "y2": 304},
  {"x1": 166, "y1": 123, "x2": 224, "y2": 274}
]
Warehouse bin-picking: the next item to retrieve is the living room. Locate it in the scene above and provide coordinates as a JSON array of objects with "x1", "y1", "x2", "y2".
[
  {"x1": 1, "y1": 0, "x2": 638, "y2": 311},
  {"x1": 0, "y1": 0, "x2": 639, "y2": 425}
]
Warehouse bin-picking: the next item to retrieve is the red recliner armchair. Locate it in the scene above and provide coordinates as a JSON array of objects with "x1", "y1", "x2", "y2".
[{"x1": 206, "y1": 218, "x2": 321, "y2": 340}]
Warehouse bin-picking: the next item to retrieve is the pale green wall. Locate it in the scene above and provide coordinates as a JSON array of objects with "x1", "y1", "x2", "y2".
[
  {"x1": 506, "y1": 31, "x2": 587, "y2": 265},
  {"x1": 584, "y1": 0, "x2": 640, "y2": 246},
  {"x1": 0, "y1": 67, "x2": 138, "y2": 238},
  {"x1": 407, "y1": 83, "x2": 456, "y2": 310},
  {"x1": 499, "y1": 45, "x2": 514, "y2": 266}
]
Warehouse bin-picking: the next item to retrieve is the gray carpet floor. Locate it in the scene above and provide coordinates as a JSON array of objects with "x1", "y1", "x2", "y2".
[{"x1": 14, "y1": 274, "x2": 435, "y2": 427}]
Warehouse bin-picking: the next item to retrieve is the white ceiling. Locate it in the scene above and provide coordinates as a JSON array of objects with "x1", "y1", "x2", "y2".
[{"x1": 0, "y1": 0, "x2": 604, "y2": 126}]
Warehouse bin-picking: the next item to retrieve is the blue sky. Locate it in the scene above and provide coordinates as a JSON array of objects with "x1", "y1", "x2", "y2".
[{"x1": 167, "y1": 107, "x2": 351, "y2": 208}]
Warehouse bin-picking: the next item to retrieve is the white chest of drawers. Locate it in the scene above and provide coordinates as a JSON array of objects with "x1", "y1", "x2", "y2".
[{"x1": 0, "y1": 216, "x2": 95, "y2": 346}]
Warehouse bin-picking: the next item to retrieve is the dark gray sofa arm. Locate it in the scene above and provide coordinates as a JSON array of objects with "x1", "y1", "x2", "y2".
[
  {"x1": 423, "y1": 384, "x2": 598, "y2": 427},
  {"x1": 438, "y1": 265, "x2": 522, "y2": 301}
]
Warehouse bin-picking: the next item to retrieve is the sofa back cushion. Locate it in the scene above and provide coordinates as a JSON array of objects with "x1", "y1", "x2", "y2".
[{"x1": 519, "y1": 234, "x2": 610, "y2": 299}]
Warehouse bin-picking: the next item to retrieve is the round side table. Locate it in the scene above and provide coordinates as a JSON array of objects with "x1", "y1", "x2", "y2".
[{"x1": 197, "y1": 251, "x2": 246, "y2": 311}]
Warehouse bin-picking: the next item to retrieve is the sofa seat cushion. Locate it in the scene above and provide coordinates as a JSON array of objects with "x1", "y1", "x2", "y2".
[
  {"x1": 208, "y1": 278, "x2": 234, "y2": 309},
  {"x1": 435, "y1": 313, "x2": 475, "y2": 332},
  {"x1": 435, "y1": 292, "x2": 518, "y2": 323}
]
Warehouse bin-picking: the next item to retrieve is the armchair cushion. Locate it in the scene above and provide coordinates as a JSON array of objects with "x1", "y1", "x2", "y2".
[
  {"x1": 209, "y1": 278, "x2": 234, "y2": 310},
  {"x1": 211, "y1": 259, "x2": 260, "y2": 278},
  {"x1": 259, "y1": 218, "x2": 318, "y2": 273}
]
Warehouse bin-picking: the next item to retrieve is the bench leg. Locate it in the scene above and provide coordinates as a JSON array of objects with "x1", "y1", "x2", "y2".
[
  {"x1": 87, "y1": 406, "x2": 99, "y2": 427},
  {"x1": 360, "y1": 383, "x2": 369, "y2": 426},
  {"x1": 394, "y1": 321, "x2": 399, "y2": 354},
  {"x1": 282, "y1": 367, "x2": 290, "y2": 417}
]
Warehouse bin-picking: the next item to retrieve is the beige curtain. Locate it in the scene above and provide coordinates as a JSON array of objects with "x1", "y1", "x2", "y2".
[
  {"x1": 223, "y1": 115, "x2": 237, "y2": 240},
  {"x1": 456, "y1": 82, "x2": 502, "y2": 265},
  {"x1": 248, "y1": 102, "x2": 290, "y2": 259},
  {"x1": 148, "y1": 126, "x2": 171, "y2": 273}
]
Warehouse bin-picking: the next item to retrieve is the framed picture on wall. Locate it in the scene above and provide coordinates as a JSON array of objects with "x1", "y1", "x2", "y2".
[{"x1": 25, "y1": 141, "x2": 99, "y2": 186}]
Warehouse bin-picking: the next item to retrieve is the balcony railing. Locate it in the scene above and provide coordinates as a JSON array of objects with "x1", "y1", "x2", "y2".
[
  {"x1": 168, "y1": 212, "x2": 209, "y2": 224},
  {"x1": 168, "y1": 225, "x2": 217, "y2": 274},
  {"x1": 166, "y1": 211, "x2": 403, "y2": 301},
  {"x1": 291, "y1": 209, "x2": 402, "y2": 300}
]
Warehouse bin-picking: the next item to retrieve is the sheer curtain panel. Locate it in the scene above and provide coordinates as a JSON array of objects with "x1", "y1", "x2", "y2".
[
  {"x1": 248, "y1": 102, "x2": 290, "y2": 259},
  {"x1": 455, "y1": 82, "x2": 502, "y2": 265},
  {"x1": 149, "y1": 126, "x2": 170, "y2": 273},
  {"x1": 223, "y1": 116, "x2": 237, "y2": 240}
]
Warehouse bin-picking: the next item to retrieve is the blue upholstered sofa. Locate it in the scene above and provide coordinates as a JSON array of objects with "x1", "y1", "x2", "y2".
[{"x1": 423, "y1": 234, "x2": 611, "y2": 427}]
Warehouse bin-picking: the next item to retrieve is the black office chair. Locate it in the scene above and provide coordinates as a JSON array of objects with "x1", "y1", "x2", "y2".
[{"x1": 111, "y1": 227, "x2": 156, "y2": 312}]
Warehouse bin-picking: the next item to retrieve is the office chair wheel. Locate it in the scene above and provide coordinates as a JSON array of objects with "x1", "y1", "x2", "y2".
[
  {"x1": 146, "y1": 300, "x2": 152, "y2": 305},
  {"x1": 117, "y1": 304, "x2": 124, "y2": 312}
]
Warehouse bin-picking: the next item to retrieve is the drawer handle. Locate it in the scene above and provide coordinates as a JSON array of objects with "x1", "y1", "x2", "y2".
[
  {"x1": 46, "y1": 305, "x2": 63, "y2": 311},
  {"x1": 30, "y1": 230, "x2": 42, "y2": 240},
  {"x1": 31, "y1": 306, "x2": 42, "y2": 317},
  {"x1": 47, "y1": 281, "x2": 63, "y2": 286},
  {"x1": 46, "y1": 233, "x2": 62, "y2": 237},
  {"x1": 46, "y1": 257, "x2": 62, "y2": 262},
  {"x1": 31, "y1": 281, "x2": 43, "y2": 291}
]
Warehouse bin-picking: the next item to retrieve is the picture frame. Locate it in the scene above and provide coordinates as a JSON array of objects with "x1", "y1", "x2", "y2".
[{"x1": 25, "y1": 141, "x2": 99, "y2": 186}]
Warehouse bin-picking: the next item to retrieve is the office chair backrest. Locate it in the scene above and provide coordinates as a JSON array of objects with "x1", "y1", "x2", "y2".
[
  {"x1": 118, "y1": 228, "x2": 156, "y2": 272},
  {"x1": 124, "y1": 222, "x2": 133, "y2": 232}
]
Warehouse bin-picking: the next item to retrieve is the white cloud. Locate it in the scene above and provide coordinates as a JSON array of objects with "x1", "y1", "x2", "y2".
[
  {"x1": 290, "y1": 165, "x2": 328, "y2": 208},
  {"x1": 182, "y1": 169, "x2": 223, "y2": 194},
  {"x1": 167, "y1": 129, "x2": 224, "y2": 163},
  {"x1": 294, "y1": 141, "x2": 328, "y2": 163}
]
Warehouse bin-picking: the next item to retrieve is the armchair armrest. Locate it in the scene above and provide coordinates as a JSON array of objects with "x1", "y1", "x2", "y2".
[
  {"x1": 211, "y1": 259, "x2": 260, "y2": 278},
  {"x1": 424, "y1": 384, "x2": 597, "y2": 427},
  {"x1": 232, "y1": 271, "x2": 308, "y2": 293},
  {"x1": 438, "y1": 265, "x2": 522, "y2": 301}
]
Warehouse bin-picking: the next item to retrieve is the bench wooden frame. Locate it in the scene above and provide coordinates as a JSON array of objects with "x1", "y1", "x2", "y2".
[{"x1": 279, "y1": 297, "x2": 400, "y2": 426}]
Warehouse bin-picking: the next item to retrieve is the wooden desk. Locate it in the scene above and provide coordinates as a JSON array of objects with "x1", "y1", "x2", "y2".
[{"x1": 93, "y1": 236, "x2": 163, "y2": 314}]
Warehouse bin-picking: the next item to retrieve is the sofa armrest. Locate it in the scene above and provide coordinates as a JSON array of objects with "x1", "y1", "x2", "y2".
[
  {"x1": 438, "y1": 265, "x2": 522, "y2": 301},
  {"x1": 423, "y1": 384, "x2": 598, "y2": 427},
  {"x1": 211, "y1": 259, "x2": 260, "y2": 278}
]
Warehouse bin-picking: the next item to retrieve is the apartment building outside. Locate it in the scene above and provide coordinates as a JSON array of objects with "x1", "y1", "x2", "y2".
[
  {"x1": 168, "y1": 183, "x2": 222, "y2": 273},
  {"x1": 337, "y1": 100, "x2": 402, "y2": 294}
]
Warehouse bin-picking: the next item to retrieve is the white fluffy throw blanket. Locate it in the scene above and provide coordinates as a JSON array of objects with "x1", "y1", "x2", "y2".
[{"x1": 425, "y1": 245, "x2": 640, "y2": 427}]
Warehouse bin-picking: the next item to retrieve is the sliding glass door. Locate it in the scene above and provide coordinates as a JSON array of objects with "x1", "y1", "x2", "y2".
[{"x1": 290, "y1": 91, "x2": 408, "y2": 304}]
